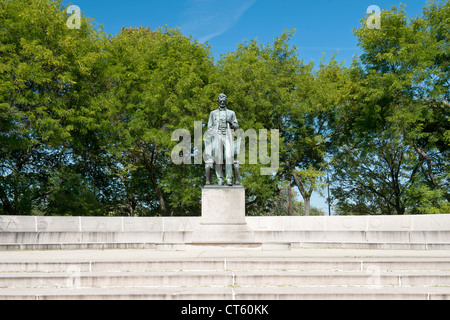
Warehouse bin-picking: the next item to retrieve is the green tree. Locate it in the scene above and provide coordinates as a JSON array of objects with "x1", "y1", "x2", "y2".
[
  {"x1": 216, "y1": 33, "x2": 290, "y2": 215},
  {"x1": 100, "y1": 26, "x2": 215, "y2": 216},
  {"x1": 217, "y1": 30, "x2": 331, "y2": 216},
  {"x1": 2, "y1": 0, "x2": 447, "y2": 217},
  {"x1": 0, "y1": 0, "x2": 106, "y2": 215},
  {"x1": 287, "y1": 56, "x2": 350, "y2": 216},
  {"x1": 331, "y1": 2, "x2": 449, "y2": 215}
]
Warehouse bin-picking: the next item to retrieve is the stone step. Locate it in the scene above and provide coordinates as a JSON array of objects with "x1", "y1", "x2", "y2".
[
  {"x1": 0, "y1": 243, "x2": 157, "y2": 251},
  {"x1": 3, "y1": 228, "x2": 450, "y2": 244},
  {"x1": 1, "y1": 248, "x2": 450, "y2": 300},
  {"x1": 2, "y1": 270, "x2": 450, "y2": 289},
  {"x1": 233, "y1": 286, "x2": 450, "y2": 300},
  {"x1": 2, "y1": 241, "x2": 450, "y2": 251},
  {"x1": 1, "y1": 286, "x2": 450, "y2": 300},
  {"x1": 1, "y1": 258, "x2": 450, "y2": 273},
  {"x1": 293, "y1": 241, "x2": 450, "y2": 250},
  {"x1": 0, "y1": 287, "x2": 231, "y2": 300},
  {"x1": 234, "y1": 270, "x2": 450, "y2": 287},
  {"x1": 0, "y1": 271, "x2": 232, "y2": 289}
]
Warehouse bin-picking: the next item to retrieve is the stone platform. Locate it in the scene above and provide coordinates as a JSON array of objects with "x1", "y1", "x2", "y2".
[
  {"x1": 1, "y1": 214, "x2": 450, "y2": 250},
  {"x1": 191, "y1": 186, "x2": 255, "y2": 243},
  {"x1": 1, "y1": 248, "x2": 450, "y2": 300},
  {"x1": 2, "y1": 213, "x2": 450, "y2": 300}
]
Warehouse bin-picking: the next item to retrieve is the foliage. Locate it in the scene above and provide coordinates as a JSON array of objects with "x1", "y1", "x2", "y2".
[
  {"x1": 331, "y1": 1, "x2": 449, "y2": 215},
  {"x1": 0, "y1": 0, "x2": 105, "y2": 215},
  {"x1": 0, "y1": 0, "x2": 448, "y2": 216}
]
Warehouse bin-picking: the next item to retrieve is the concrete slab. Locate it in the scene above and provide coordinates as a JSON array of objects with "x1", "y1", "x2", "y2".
[
  {"x1": 2, "y1": 248, "x2": 450, "y2": 300},
  {"x1": 0, "y1": 287, "x2": 233, "y2": 300},
  {"x1": 2, "y1": 248, "x2": 450, "y2": 262}
]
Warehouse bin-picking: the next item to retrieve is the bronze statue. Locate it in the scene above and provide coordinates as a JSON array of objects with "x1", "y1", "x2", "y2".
[{"x1": 205, "y1": 94, "x2": 241, "y2": 186}]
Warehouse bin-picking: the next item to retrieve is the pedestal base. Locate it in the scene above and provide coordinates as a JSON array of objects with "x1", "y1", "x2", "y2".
[{"x1": 191, "y1": 186, "x2": 255, "y2": 243}]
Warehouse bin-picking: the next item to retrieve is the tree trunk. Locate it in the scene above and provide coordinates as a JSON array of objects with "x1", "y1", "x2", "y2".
[
  {"x1": 142, "y1": 143, "x2": 169, "y2": 217},
  {"x1": 0, "y1": 196, "x2": 15, "y2": 215},
  {"x1": 292, "y1": 169, "x2": 313, "y2": 217},
  {"x1": 126, "y1": 194, "x2": 137, "y2": 217},
  {"x1": 413, "y1": 144, "x2": 441, "y2": 190},
  {"x1": 304, "y1": 196, "x2": 311, "y2": 217},
  {"x1": 394, "y1": 199, "x2": 405, "y2": 215},
  {"x1": 288, "y1": 183, "x2": 293, "y2": 216},
  {"x1": 0, "y1": 186, "x2": 15, "y2": 215},
  {"x1": 154, "y1": 183, "x2": 168, "y2": 216},
  {"x1": 148, "y1": 169, "x2": 168, "y2": 216}
]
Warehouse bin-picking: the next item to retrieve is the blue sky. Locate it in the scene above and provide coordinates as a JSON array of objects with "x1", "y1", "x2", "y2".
[
  {"x1": 64, "y1": 0, "x2": 429, "y2": 214},
  {"x1": 67, "y1": 0, "x2": 429, "y2": 66}
]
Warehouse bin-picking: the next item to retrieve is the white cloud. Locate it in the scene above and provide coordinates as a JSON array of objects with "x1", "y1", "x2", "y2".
[{"x1": 180, "y1": 0, "x2": 257, "y2": 42}]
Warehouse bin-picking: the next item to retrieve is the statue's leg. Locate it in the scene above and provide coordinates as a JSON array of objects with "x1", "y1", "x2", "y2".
[
  {"x1": 216, "y1": 163, "x2": 224, "y2": 185},
  {"x1": 224, "y1": 134, "x2": 233, "y2": 186},
  {"x1": 205, "y1": 163, "x2": 212, "y2": 185},
  {"x1": 225, "y1": 165, "x2": 233, "y2": 185},
  {"x1": 215, "y1": 135, "x2": 226, "y2": 186},
  {"x1": 234, "y1": 160, "x2": 240, "y2": 185}
]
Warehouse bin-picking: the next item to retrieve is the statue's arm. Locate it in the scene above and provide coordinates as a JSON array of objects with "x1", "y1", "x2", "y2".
[
  {"x1": 208, "y1": 111, "x2": 215, "y2": 131},
  {"x1": 230, "y1": 112, "x2": 239, "y2": 130}
]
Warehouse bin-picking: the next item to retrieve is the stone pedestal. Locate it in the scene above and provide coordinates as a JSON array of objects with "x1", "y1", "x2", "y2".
[{"x1": 191, "y1": 186, "x2": 255, "y2": 243}]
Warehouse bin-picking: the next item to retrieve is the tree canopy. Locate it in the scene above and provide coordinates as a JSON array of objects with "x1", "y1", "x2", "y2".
[{"x1": 0, "y1": 0, "x2": 448, "y2": 216}]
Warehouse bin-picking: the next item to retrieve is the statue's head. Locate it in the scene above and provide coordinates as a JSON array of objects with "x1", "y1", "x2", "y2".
[{"x1": 217, "y1": 93, "x2": 227, "y2": 107}]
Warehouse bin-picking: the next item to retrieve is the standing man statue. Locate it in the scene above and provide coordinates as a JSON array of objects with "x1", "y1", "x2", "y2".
[{"x1": 205, "y1": 94, "x2": 240, "y2": 186}]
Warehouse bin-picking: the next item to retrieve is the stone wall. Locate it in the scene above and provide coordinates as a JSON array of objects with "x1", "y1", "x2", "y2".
[{"x1": 1, "y1": 215, "x2": 450, "y2": 249}]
